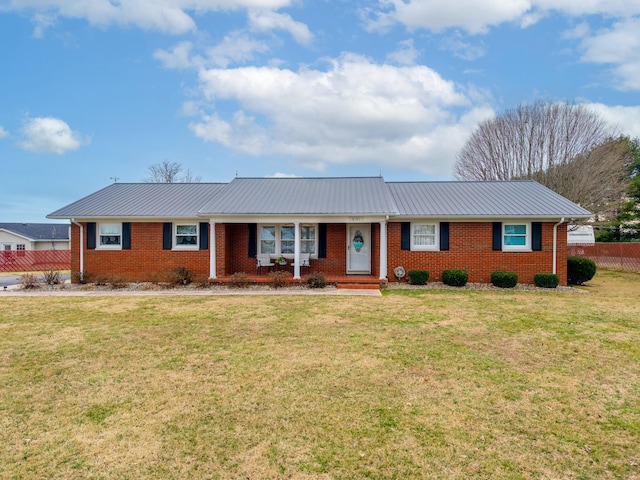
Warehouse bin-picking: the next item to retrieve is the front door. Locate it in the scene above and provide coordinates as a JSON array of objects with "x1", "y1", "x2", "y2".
[{"x1": 347, "y1": 224, "x2": 371, "y2": 274}]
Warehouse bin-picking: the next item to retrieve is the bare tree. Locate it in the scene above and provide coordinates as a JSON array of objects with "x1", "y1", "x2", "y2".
[
  {"x1": 143, "y1": 160, "x2": 202, "y2": 183},
  {"x1": 454, "y1": 101, "x2": 614, "y2": 181}
]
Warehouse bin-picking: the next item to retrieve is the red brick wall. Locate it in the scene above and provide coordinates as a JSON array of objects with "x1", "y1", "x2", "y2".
[
  {"x1": 71, "y1": 222, "x2": 211, "y2": 282},
  {"x1": 70, "y1": 221, "x2": 568, "y2": 284},
  {"x1": 386, "y1": 221, "x2": 568, "y2": 285}
]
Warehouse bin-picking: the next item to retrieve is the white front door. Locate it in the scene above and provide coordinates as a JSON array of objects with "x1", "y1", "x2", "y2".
[{"x1": 347, "y1": 224, "x2": 371, "y2": 274}]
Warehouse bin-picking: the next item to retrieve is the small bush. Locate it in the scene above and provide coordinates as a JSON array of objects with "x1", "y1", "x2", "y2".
[
  {"x1": 42, "y1": 268, "x2": 61, "y2": 285},
  {"x1": 306, "y1": 273, "x2": 327, "y2": 289},
  {"x1": 192, "y1": 274, "x2": 211, "y2": 288},
  {"x1": 534, "y1": 273, "x2": 559, "y2": 288},
  {"x1": 268, "y1": 270, "x2": 291, "y2": 289},
  {"x1": 93, "y1": 275, "x2": 109, "y2": 286},
  {"x1": 567, "y1": 257, "x2": 597, "y2": 285},
  {"x1": 229, "y1": 272, "x2": 250, "y2": 288},
  {"x1": 20, "y1": 273, "x2": 40, "y2": 289},
  {"x1": 72, "y1": 270, "x2": 92, "y2": 284},
  {"x1": 442, "y1": 269, "x2": 468, "y2": 287},
  {"x1": 107, "y1": 276, "x2": 127, "y2": 289},
  {"x1": 491, "y1": 271, "x2": 518, "y2": 288},
  {"x1": 408, "y1": 270, "x2": 429, "y2": 285},
  {"x1": 168, "y1": 266, "x2": 194, "y2": 285}
]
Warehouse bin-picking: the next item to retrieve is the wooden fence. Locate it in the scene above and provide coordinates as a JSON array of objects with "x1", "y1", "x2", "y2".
[
  {"x1": 0, "y1": 250, "x2": 71, "y2": 273},
  {"x1": 568, "y1": 243, "x2": 640, "y2": 273}
]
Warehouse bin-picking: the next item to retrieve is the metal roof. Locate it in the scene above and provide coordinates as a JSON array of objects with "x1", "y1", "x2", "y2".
[
  {"x1": 387, "y1": 181, "x2": 592, "y2": 218},
  {"x1": 0, "y1": 223, "x2": 70, "y2": 240},
  {"x1": 47, "y1": 183, "x2": 228, "y2": 218},
  {"x1": 197, "y1": 177, "x2": 397, "y2": 215},
  {"x1": 47, "y1": 178, "x2": 591, "y2": 220}
]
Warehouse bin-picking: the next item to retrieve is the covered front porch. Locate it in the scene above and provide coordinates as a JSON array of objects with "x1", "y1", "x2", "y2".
[{"x1": 206, "y1": 220, "x2": 389, "y2": 282}]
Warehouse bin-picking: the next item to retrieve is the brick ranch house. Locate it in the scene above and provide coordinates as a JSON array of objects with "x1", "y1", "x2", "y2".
[{"x1": 47, "y1": 177, "x2": 591, "y2": 286}]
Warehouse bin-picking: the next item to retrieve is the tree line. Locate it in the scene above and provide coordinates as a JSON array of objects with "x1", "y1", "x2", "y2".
[{"x1": 454, "y1": 100, "x2": 640, "y2": 242}]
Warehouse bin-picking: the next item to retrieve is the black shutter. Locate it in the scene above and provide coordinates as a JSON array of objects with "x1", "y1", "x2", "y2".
[
  {"x1": 440, "y1": 222, "x2": 450, "y2": 251},
  {"x1": 163, "y1": 222, "x2": 172, "y2": 250},
  {"x1": 86, "y1": 222, "x2": 96, "y2": 250},
  {"x1": 318, "y1": 223, "x2": 327, "y2": 259},
  {"x1": 199, "y1": 222, "x2": 208, "y2": 250},
  {"x1": 492, "y1": 222, "x2": 502, "y2": 251},
  {"x1": 248, "y1": 223, "x2": 257, "y2": 258},
  {"x1": 401, "y1": 222, "x2": 411, "y2": 251},
  {"x1": 122, "y1": 222, "x2": 131, "y2": 250},
  {"x1": 532, "y1": 222, "x2": 542, "y2": 251}
]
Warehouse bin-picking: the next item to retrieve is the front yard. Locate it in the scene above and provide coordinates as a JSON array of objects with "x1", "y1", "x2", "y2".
[{"x1": 1, "y1": 270, "x2": 638, "y2": 479}]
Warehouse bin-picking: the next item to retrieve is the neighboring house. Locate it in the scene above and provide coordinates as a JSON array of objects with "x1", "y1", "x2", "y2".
[
  {"x1": 567, "y1": 225, "x2": 595, "y2": 245},
  {"x1": 0, "y1": 223, "x2": 70, "y2": 252},
  {"x1": 47, "y1": 177, "x2": 591, "y2": 285}
]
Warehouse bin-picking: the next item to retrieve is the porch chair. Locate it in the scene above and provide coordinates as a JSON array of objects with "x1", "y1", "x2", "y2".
[
  {"x1": 256, "y1": 254, "x2": 274, "y2": 274},
  {"x1": 292, "y1": 253, "x2": 311, "y2": 273}
]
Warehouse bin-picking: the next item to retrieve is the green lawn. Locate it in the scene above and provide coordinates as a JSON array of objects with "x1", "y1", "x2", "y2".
[{"x1": 1, "y1": 270, "x2": 639, "y2": 479}]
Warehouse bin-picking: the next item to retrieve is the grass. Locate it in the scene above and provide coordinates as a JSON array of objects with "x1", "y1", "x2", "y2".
[{"x1": 1, "y1": 270, "x2": 639, "y2": 479}]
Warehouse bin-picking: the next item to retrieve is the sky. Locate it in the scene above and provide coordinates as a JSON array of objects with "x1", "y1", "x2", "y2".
[{"x1": 1, "y1": 0, "x2": 640, "y2": 223}]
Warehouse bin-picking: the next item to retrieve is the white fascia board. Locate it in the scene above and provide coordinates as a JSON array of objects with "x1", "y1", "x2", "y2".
[{"x1": 203, "y1": 214, "x2": 390, "y2": 224}]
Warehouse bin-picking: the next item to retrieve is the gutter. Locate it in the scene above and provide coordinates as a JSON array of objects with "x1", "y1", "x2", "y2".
[
  {"x1": 71, "y1": 219, "x2": 83, "y2": 278},
  {"x1": 552, "y1": 217, "x2": 565, "y2": 275}
]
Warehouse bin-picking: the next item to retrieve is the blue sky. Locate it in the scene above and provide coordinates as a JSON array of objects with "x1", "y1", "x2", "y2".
[{"x1": 1, "y1": 0, "x2": 639, "y2": 223}]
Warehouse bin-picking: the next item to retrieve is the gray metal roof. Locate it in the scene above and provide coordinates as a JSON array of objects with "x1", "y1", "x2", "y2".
[
  {"x1": 0, "y1": 223, "x2": 70, "y2": 240},
  {"x1": 198, "y1": 177, "x2": 397, "y2": 215},
  {"x1": 48, "y1": 183, "x2": 228, "y2": 218},
  {"x1": 387, "y1": 181, "x2": 591, "y2": 218},
  {"x1": 47, "y1": 178, "x2": 591, "y2": 220}
]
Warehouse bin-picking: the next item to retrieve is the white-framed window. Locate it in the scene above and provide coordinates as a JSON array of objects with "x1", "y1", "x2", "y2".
[
  {"x1": 98, "y1": 223, "x2": 122, "y2": 248},
  {"x1": 258, "y1": 224, "x2": 317, "y2": 257},
  {"x1": 175, "y1": 224, "x2": 198, "y2": 249},
  {"x1": 411, "y1": 222, "x2": 439, "y2": 251},
  {"x1": 503, "y1": 223, "x2": 531, "y2": 251}
]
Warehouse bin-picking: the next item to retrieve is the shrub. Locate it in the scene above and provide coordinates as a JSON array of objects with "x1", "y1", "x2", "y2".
[
  {"x1": 491, "y1": 271, "x2": 518, "y2": 288},
  {"x1": 442, "y1": 269, "x2": 468, "y2": 287},
  {"x1": 534, "y1": 273, "x2": 559, "y2": 288},
  {"x1": 229, "y1": 272, "x2": 250, "y2": 288},
  {"x1": 306, "y1": 273, "x2": 327, "y2": 289},
  {"x1": 168, "y1": 266, "x2": 194, "y2": 285},
  {"x1": 193, "y1": 274, "x2": 211, "y2": 288},
  {"x1": 567, "y1": 256, "x2": 597, "y2": 285},
  {"x1": 72, "y1": 270, "x2": 92, "y2": 284},
  {"x1": 408, "y1": 270, "x2": 429, "y2": 285},
  {"x1": 268, "y1": 270, "x2": 291, "y2": 289},
  {"x1": 107, "y1": 276, "x2": 127, "y2": 289},
  {"x1": 42, "y1": 268, "x2": 61, "y2": 285},
  {"x1": 20, "y1": 273, "x2": 40, "y2": 289}
]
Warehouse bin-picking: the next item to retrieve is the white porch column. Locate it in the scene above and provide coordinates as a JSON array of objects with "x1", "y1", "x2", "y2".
[
  {"x1": 293, "y1": 221, "x2": 301, "y2": 280},
  {"x1": 209, "y1": 220, "x2": 216, "y2": 279},
  {"x1": 379, "y1": 220, "x2": 387, "y2": 280}
]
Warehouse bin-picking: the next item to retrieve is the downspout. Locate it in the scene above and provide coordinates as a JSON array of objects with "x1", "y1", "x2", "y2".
[
  {"x1": 71, "y1": 219, "x2": 83, "y2": 278},
  {"x1": 552, "y1": 217, "x2": 565, "y2": 275}
]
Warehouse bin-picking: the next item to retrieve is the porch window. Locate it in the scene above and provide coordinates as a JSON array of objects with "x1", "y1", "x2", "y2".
[
  {"x1": 503, "y1": 223, "x2": 530, "y2": 251},
  {"x1": 98, "y1": 223, "x2": 121, "y2": 248},
  {"x1": 411, "y1": 223, "x2": 438, "y2": 251},
  {"x1": 258, "y1": 224, "x2": 317, "y2": 257},
  {"x1": 175, "y1": 224, "x2": 198, "y2": 247}
]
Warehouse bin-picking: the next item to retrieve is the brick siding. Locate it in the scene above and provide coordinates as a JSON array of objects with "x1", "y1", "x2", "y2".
[{"x1": 71, "y1": 221, "x2": 568, "y2": 285}]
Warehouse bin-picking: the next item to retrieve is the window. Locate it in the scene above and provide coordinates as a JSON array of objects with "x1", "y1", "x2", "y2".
[
  {"x1": 175, "y1": 224, "x2": 198, "y2": 247},
  {"x1": 258, "y1": 224, "x2": 317, "y2": 257},
  {"x1": 503, "y1": 223, "x2": 530, "y2": 251},
  {"x1": 98, "y1": 223, "x2": 121, "y2": 247},
  {"x1": 411, "y1": 223, "x2": 439, "y2": 251},
  {"x1": 16, "y1": 244, "x2": 26, "y2": 251}
]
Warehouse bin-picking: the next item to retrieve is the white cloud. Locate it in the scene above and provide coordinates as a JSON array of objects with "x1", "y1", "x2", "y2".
[
  {"x1": 189, "y1": 54, "x2": 494, "y2": 177},
  {"x1": 6, "y1": 0, "x2": 295, "y2": 36},
  {"x1": 0, "y1": 126, "x2": 9, "y2": 138},
  {"x1": 248, "y1": 10, "x2": 313, "y2": 45},
  {"x1": 586, "y1": 103, "x2": 640, "y2": 138},
  {"x1": 440, "y1": 34, "x2": 486, "y2": 61},
  {"x1": 19, "y1": 117, "x2": 88, "y2": 154},
  {"x1": 386, "y1": 39, "x2": 420, "y2": 65},
  {"x1": 371, "y1": 0, "x2": 640, "y2": 34},
  {"x1": 154, "y1": 41, "x2": 198, "y2": 69},
  {"x1": 577, "y1": 17, "x2": 640, "y2": 90}
]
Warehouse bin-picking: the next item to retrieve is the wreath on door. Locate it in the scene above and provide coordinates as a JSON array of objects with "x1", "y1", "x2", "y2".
[{"x1": 352, "y1": 230, "x2": 364, "y2": 252}]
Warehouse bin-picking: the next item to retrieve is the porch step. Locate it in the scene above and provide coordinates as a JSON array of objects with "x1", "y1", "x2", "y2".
[{"x1": 336, "y1": 282, "x2": 381, "y2": 290}]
